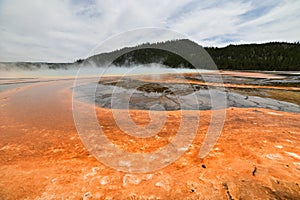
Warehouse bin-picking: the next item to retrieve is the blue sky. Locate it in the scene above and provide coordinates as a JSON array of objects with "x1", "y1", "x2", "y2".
[{"x1": 0, "y1": 0, "x2": 299, "y2": 62}]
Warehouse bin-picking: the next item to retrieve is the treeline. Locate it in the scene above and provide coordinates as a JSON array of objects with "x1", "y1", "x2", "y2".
[
  {"x1": 3, "y1": 40, "x2": 299, "y2": 71},
  {"x1": 205, "y1": 42, "x2": 300, "y2": 71},
  {"x1": 105, "y1": 40, "x2": 300, "y2": 71}
]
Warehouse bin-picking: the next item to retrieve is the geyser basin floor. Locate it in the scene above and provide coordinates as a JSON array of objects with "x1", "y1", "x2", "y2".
[{"x1": 0, "y1": 72, "x2": 300, "y2": 199}]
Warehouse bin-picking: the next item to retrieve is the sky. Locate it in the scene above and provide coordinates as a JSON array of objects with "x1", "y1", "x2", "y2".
[{"x1": 0, "y1": 0, "x2": 299, "y2": 62}]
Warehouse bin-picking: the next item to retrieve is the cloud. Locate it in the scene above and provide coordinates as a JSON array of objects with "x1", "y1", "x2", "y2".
[{"x1": 0, "y1": 0, "x2": 299, "y2": 62}]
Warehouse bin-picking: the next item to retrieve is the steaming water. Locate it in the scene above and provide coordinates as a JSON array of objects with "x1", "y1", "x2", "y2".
[
  {"x1": 0, "y1": 63, "x2": 206, "y2": 92},
  {"x1": 1, "y1": 62, "x2": 299, "y2": 112},
  {"x1": 0, "y1": 63, "x2": 206, "y2": 79}
]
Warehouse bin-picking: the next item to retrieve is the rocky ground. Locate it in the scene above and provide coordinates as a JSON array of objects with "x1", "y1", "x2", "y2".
[{"x1": 0, "y1": 72, "x2": 300, "y2": 199}]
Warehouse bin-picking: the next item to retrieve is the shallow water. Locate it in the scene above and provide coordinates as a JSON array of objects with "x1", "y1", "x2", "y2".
[
  {"x1": 0, "y1": 63, "x2": 203, "y2": 92},
  {"x1": 74, "y1": 73, "x2": 300, "y2": 113}
]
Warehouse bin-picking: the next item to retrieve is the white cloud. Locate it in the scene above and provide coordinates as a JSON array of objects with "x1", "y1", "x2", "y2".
[{"x1": 0, "y1": 0, "x2": 299, "y2": 62}]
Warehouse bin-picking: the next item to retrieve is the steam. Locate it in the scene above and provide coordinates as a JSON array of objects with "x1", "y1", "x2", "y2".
[{"x1": 0, "y1": 63, "x2": 206, "y2": 78}]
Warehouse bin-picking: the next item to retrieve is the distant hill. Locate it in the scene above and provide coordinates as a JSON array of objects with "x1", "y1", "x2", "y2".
[
  {"x1": 1, "y1": 39, "x2": 299, "y2": 71},
  {"x1": 86, "y1": 39, "x2": 300, "y2": 71},
  {"x1": 85, "y1": 39, "x2": 211, "y2": 69},
  {"x1": 205, "y1": 42, "x2": 300, "y2": 71}
]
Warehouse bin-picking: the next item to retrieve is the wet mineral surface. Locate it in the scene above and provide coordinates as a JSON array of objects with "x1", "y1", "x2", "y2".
[{"x1": 75, "y1": 71, "x2": 300, "y2": 112}]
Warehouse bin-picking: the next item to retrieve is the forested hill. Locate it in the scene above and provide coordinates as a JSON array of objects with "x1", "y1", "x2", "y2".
[
  {"x1": 86, "y1": 39, "x2": 300, "y2": 71},
  {"x1": 4, "y1": 39, "x2": 298, "y2": 71},
  {"x1": 205, "y1": 42, "x2": 300, "y2": 71}
]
